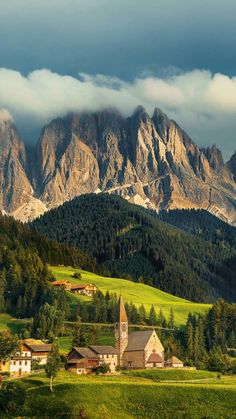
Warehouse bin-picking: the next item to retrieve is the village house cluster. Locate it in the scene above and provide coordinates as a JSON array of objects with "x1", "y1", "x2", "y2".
[
  {"x1": 0, "y1": 297, "x2": 184, "y2": 378},
  {"x1": 67, "y1": 296, "x2": 184, "y2": 374},
  {"x1": 0, "y1": 339, "x2": 51, "y2": 377},
  {"x1": 51, "y1": 280, "x2": 97, "y2": 296}
]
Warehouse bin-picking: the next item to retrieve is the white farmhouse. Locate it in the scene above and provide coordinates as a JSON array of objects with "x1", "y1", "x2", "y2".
[{"x1": 10, "y1": 344, "x2": 31, "y2": 377}]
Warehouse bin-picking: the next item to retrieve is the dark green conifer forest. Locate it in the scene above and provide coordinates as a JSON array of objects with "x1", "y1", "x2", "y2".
[
  {"x1": 0, "y1": 213, "x2": 101, "y2": 325},
  {"x1": 32, "y1": 194, "x2": 236, "y2": 303}
]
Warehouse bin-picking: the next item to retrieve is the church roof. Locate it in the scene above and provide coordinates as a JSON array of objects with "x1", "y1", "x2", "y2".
[
  {"x1": 147, "y1": 353, "x2": 164, "y2": 363},
  {"x1": 125, "y1": 330, "x2": 164, "y2": 352},
  {"x1": 118, "y1": 295, "x2": 128, "y2": 323}
]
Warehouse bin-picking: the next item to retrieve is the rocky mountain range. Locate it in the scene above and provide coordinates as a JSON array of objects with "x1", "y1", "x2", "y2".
[{"x1": 0, "y1": 107, "x2": 236, "y2": 224}]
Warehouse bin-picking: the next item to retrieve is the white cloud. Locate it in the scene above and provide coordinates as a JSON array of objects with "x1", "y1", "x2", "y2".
[
  {"x1": 1, "y1": 67, "x2": 236, "y2": 118},
  {"x1": 0, "y1": 67, "x2": 235, "y2": 157},
  {"x1": 0, "y1": 108, "x2": 13, "y2": 121}
]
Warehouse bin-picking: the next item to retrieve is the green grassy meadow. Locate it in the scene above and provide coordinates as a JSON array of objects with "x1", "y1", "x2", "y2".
[
  {"x1": 49, "y1": 265, "x2": 211, "y2": 326},
  {"x1": 122, "y1": 368, "x2": 218, "y2": 381},
  {"x1": 16, "y1": 371, "x2": 236, "y2": 418},
  {"x1": 0, "y1": 313, "x2": 29, "y2": 334}
]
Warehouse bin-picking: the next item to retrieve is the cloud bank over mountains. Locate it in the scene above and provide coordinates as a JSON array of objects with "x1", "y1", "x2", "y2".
[{"x1": 0, "y1": 67, "x2": 235, "y2": 158}]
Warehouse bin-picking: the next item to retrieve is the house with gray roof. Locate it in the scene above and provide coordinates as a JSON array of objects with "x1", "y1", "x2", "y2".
[
  {"x1": 67, "y1": 345, "x2": 118, "y2": 374},
  {"x1": 24, "y1": 339, "x2": 52, "y2": 365}
]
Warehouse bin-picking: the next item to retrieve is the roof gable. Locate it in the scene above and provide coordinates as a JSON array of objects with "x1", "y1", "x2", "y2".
[
  {"x1": 125, "y1": 330, "x2": 164, "y2": 352},
  {"x1": 166, "y1": 356, "x2": 183, "y2": 364},
  {"x1": 89, "y1": 345, "x2": 117, "y2": 355},
  {"x1": 51, "y1": 280, "x2": 71, "y2": 286},
  {"x1": 71, "y1": 347, "x2": 99, "y2": 359},
  {"x1": 24, "y1": 343, "x2": 52, "y2": 352},
  {"x1": 147, "y1": 353, "x2": 163, "y2": 363},
  {"x1": 70, "y1": 283, "x2": 97, "y2": 290}
]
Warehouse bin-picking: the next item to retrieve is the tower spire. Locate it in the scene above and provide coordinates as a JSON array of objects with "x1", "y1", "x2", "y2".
[
  {"x1": 115, "y1": 295, "x2": 128, "y2": 367},
  {"x1": 118, "y1": 295, "x2": 128, "y2": 323}
]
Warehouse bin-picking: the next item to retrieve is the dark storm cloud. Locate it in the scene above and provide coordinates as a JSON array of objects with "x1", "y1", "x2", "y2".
[
  {"x1": 1, "y1": 0, "x2": 236, "y2": 78},
  {"x1": 0, "y1": 0, "x2": 235, "y2": 158}
]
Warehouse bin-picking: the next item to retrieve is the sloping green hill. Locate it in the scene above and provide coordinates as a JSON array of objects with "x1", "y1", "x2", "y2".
[
  {"x1": 32, "y1": 194, "x2": 236, "y2": 303},
  {"x1": 18, "y1": 372, "x2": 236, "y2": 419},
  {"x1": 0, "y1": 313, "x2": 29, "y2": 334},
  {"x1": 49, "y1": 265, "x2": 211, "y2": 325}
]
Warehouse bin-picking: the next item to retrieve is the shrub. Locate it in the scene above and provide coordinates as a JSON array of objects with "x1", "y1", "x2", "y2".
[
  {"x1": 207, "y1": 349, "x2": 232, "y2": 373},
  {"x1": 72, "y1": 272, "x2": 82, "y2": 279},
  {"x1": 94, "y1": 363, "x2": 111, "y2": 375},
  {"x1": 31, "y1": 359, "x2": 42, "y2": 370},
  {"x1": 0, "y1": 381, "x2": 26, "y2": 414}
]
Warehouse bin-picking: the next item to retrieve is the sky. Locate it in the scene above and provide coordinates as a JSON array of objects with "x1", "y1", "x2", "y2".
[{"x1": 0, "y1": 0, "x2": 235, "y2": 159}]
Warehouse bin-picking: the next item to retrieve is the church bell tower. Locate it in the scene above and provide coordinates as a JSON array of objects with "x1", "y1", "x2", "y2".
[{"x1": 115, "y1": 295, "x2": 128, "y2": 366}]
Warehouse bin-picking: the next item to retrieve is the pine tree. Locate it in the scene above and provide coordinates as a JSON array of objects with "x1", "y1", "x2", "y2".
[
  {"x1": 130, "y1": 303, "x2": 139, "y2": 324},
  {"x1": 0, "y1": 271, "x2": 6, "y2": 312},
  {"x1": 138, "y1": 304, "x2": 146, "y2": 324},
  {"x1": 197, "y1": 316, "x2": 206, "y2": 359},
  {"x1": 228, "y1": 331, "x2": 236, "y2": 348},
  {"x1": 149, "y1": 305, "x2": 157, "y2": 325},
  {"x1": 186, "y1": 321, "x2": 194, "y2": 359},
  {"x1": 193, "y1": 325, "x2": 200, "y2": 362},
  {"x1": 158, "y1": 309, "x2": 165, "y2": 327},
  {"x1": 168, "y1": 307, "x2": 175, "y2": 329},
  {"x1": 72, "y1": 319, "x2": 81, "y2": 347}
]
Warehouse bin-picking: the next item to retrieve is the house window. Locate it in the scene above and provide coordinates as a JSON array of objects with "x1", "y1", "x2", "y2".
[
  {"x1": 14, "y1": 361, "x2": 16, "y2": 365},
  {"x1": 19, "y1": 361, "x2": 22, "y2": 366},
  {"x1": 3, "y1": 362, "x2": 5, "y2": 366},
  {"x1": 25, "y1": 361, "x2": 27, "y2": 365}
]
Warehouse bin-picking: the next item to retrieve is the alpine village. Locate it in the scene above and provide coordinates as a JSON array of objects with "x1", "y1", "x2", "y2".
[{"x1": 0, "y1": 1, "x2": 236, "y2": 417}]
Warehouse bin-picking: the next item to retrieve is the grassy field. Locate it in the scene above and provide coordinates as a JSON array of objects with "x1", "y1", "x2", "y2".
[
  {"x1": 49, "y1": 265, "x2": 211, "y2": 326},
  {"x1": 122, "y1": 368, "x2": 218, "y2": 381},
  {"x1": 0, "y1": 313, "x2": 29, "y2": 334},
  {"x1": 14, "y1": 371, "x2": 236, "y2": 418}
]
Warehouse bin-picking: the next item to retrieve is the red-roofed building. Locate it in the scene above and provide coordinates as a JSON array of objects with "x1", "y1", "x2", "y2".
[
  {"x1": 51, "y1": 280, "x2": 72, "y2": 290},
  {"x1": 70, "y1": 283, "x2": 97, "y2": 296}
]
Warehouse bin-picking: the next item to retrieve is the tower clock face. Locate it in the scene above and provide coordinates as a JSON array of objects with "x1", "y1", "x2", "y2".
[{"x1": 122, "y1": 332, "x2": 126, "y2": 338}]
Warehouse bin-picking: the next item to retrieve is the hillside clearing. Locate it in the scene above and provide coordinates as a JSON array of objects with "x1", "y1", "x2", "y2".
[
  {"x1": 0, "y1": 313, "x2": 29, "y2": 334},
  {"x1": 49, "y1": 265, "x2": 211, "y2": 325}
]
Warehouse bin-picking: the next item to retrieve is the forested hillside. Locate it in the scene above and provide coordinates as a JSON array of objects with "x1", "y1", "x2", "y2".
[
  {"x1": 0, "y1": 213, "x2": 101, "y2": 320},
  {"x1": 32, "y1": 194, "x2": 236, "y2": 303},
  {"x1": 157, "y1": 209, "x2": 236, "y2": 248}
]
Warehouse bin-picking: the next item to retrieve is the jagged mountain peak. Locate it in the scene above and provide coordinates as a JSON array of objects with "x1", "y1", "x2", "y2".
[
  {"x1": 132, "y1": 105, "x2": 148, "y2": 116},
  {"x1": 0, "y1": 107, "x2": 235, "y2": 225},
  {"x1": 227, "y1": 150, "x2": 236, "y2": 182},
  {"x1": 201, "y1": 144, "x2": 224, "y2": 172}
]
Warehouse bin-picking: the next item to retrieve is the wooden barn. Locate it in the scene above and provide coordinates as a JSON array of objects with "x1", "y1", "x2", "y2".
[
  {"x1": 51, "y1": 280, "x2": 72, "y2": 290},
  {"x1": 70, "y1": 283, "x2": 97, "y2": 296}
]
